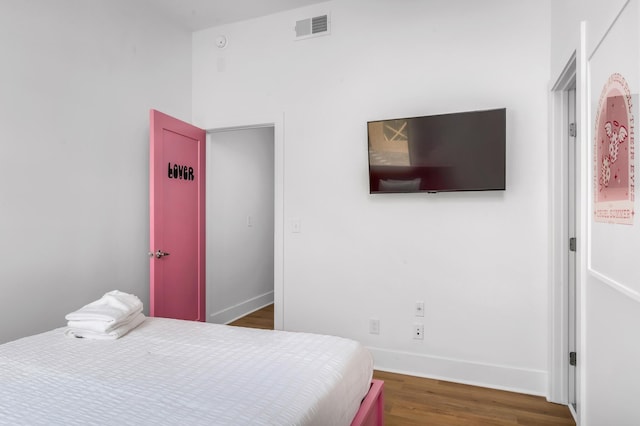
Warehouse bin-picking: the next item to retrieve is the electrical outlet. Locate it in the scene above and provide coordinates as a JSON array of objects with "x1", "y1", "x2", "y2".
[
  {"x1": 415, "y1": 301, "x2": 425, "y2": 317},
  {"x1": 413, "y1": 324, "x2": 424, "y2": 340},
  {"x1": 369, "y1": 319, "x2": 380, "y2": 335}
]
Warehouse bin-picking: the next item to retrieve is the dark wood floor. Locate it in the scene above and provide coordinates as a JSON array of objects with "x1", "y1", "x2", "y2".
[
  {"x1": 230, "y1": 305, "x2": 575, "y2": 426},
  {"x1": 229, "y1": 303, "x2": 275, "y2": 330}
]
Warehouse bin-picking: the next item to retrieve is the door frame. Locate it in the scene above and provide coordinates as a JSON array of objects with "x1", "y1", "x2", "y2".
[
  {"x1": 203, "y1": 113, "x2": 285, "y2": 330},
  {"x1": 548, "y1": 52, "x2": 575, "y2": 405},
  {"x1": 567, "y1": 85, "x2": 577, "y2": 414},
  {"x1": 548, "y1": 51, "x2": 579, "y2": 407},
  {"x1": 549, "y1": 44, "x2": 585, "y2": 422}
]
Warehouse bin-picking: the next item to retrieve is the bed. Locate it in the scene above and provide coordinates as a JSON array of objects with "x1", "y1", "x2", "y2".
[{"x1": 0, "y1": 317, "x2": 383, "y2": 425}]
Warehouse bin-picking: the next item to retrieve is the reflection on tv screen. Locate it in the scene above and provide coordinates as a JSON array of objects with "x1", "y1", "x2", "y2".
[{"x1": 367, "y1": 108, "x2": 506, "y2": 193}]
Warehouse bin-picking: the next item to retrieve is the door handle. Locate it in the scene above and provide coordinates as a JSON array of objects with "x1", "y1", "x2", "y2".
[{"x1": 148, "y1": 250, "x2": 170, "y2": 258}]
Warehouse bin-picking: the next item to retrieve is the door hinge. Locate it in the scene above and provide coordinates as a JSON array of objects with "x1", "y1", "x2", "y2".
[
  {"x1": 569, "y1": 351, "x2": 577, "y2": 366},
  {"x1": 569, "y1": 237, "x2": 577, "y2": 252},
  {"x1": 569, "y1": 123, "x2": 577, "y2": 137}
]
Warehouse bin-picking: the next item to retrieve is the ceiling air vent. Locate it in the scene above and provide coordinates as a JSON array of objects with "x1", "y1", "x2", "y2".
[{"x1": 295, "y1": 14, "x2": 331, "y2": 40}]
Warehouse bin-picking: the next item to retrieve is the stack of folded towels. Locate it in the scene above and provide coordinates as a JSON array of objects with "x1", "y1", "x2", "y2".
[{"x1": 65, "y1": 290, "x2": 146, "y2": 340}]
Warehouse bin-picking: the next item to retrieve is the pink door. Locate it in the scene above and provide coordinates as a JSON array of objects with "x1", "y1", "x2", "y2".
[{"x1": 149, "y1": 109, "x2": 206, "y2": 321}]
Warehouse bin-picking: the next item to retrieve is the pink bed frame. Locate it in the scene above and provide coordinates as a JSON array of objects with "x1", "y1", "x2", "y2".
[{"x1": 351, "y1": 379, "x2": 384, "y2": 426}]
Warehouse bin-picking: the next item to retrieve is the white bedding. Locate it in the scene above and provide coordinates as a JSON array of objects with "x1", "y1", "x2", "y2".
[{"x1": 0, "y1": 317, "x2": 373, "y2": 426}]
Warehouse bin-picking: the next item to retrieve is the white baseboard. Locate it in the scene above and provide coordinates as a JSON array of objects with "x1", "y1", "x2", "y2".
[
  {"x1": 208, "y1": 291, "x2": 274, "y2": 325},
  {"x1": 368, "y1": 346, "x2": 548, "y2": 397}
]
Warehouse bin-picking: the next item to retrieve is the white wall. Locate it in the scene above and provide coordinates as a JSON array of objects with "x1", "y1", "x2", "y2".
[
  {"x1": 551, "y1": 0, "x2": 640, "y2": 424},
  {"x1": 206, "y1": 127, "x2": 275, "y2": 323},
  {"x1": 193, "y1": 0, "x2": 551, "y2": 395},
  {"x1": 0, "y1": 0, "x2": 192, "y2": 344}
]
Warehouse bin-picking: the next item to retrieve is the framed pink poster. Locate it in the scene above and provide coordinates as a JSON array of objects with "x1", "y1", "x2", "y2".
[{"x1": 593, "y1": 73, "x2": 635, "y2": 224}]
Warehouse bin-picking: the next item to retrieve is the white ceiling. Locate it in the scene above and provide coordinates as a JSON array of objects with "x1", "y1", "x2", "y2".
[{"x1": 133, "y1": 0, "x2": 329, "y2": 31}]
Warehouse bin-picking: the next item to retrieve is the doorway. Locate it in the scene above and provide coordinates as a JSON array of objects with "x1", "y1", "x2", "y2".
[{"x1": 205, "y1": 126, "x2": 276, "y2": 326}]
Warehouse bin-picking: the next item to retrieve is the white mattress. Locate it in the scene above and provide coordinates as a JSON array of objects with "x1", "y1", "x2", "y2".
[{"x1": 0, "y1": 317, "x2": 373, "y2": 426}]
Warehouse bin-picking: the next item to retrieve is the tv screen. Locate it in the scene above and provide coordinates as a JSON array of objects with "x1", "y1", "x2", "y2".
[{"x1": 367, "y1": 108, "x2": 506, "y2": 193}]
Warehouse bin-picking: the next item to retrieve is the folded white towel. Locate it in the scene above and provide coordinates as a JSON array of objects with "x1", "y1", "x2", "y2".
[
  {"x1": 65, "y1": 313, "x2": 146, "y2": 340},
  {"x1": 65, "y1": 290, "x2": 143, "y2": 324},
  {"x1": 67, "y1": 306, "x2": 143, "y2": 333}
]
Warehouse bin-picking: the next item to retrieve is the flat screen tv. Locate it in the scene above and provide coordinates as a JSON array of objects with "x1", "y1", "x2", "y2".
[{"x1": 367, "y1": 108, "x2": 506, "y2": 193}]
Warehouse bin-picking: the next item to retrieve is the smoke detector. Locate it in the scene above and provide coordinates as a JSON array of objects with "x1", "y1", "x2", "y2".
[{"x1": 215, "y1": 35, "x2": 228, "y2": 49}]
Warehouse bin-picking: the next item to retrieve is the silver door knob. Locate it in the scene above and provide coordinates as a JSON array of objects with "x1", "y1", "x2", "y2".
[{"x1": 148, "y1": 250, "x2": 170, "y2": 258}]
